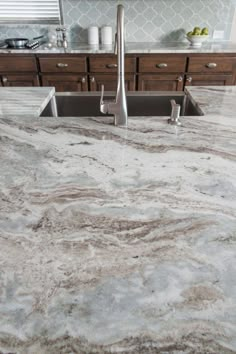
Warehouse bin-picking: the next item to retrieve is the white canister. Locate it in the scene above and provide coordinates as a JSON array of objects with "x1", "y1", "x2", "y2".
[
  {"x1": 101, "y1": 26, "x2": 113, "y2": 45},
  {"x1": 88, "y1": 26, "x2": 99, "y2": 45}
]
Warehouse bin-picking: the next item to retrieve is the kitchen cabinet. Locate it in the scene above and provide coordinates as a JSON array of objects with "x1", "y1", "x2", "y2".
[
  {"x1": 0, "y1": 55, "x2": 37, "y2": 72},
  {"x1": 0, "y1": 55, "x2": 39, "y2": 87},
  {"x1": 187, "y1": 56, "x2": 236, "y2": 73},
  {"x1": 185, "y1": 74, "x2": 233, "y2": 87},
  {"x1": 138, "y1": 55, "x2": 186, "y2": 91},
  {"x1": 89, "y1": 74, "x2": 136, "y2": 91},
  {"x1": 138, "y1": 74, "x2": 184, "y2": 91},
  {"x1": 89, "y1": 55, "x2": 136, "y2": 72},
  {"x1": 139, "y1": 55, "x2": 186, "y2": 73},
  {"x1": 38, "y1": 55, "x2": 88, "y2": 92},
  {"x1": 41, "y1": 74, "x2": 88, "y2": 92},
  {"x1": 1, "y1": 74, "x2": 39, "y2": 87},
  {"x1": 186, "y1": 55, "x2": 236, "y2": 86},
  {"x1": 89, "y1": 55, "x2": 136, "y2": 91},
  {"x1": 1, "y1": 52, "x2": 236, "y2": 91},
  {"x1": 39, "y1": 56, "x2": 87, "y2": 73}
]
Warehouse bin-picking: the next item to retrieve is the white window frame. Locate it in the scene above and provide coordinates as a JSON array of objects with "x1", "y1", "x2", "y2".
[{"x1": 0, "y1": 0, "x2": 63, "y2": 25}]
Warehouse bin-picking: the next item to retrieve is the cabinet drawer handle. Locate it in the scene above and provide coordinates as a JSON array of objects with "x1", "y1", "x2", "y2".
[
  {"x1": 56, "y1": 63, "x2": 68, "y2": 68},
  {"x1": 81, "y1": 77, "x2": 86, "y2": 83},
  {"x1": 206, "y1": 63, "x2": 217, "y2": 69},
  {"x1": 106, "y1": 64, "x2": 118, "y2": 69},
  {"x1": 177, "y1": 76, "x2": 183, "y2": 82},
  {"x1": 2, "y1": 76, "x2": 8, "y2": 83},
  {"x1": 186, "y1": 76, "x2": 192, "y2": 83},
  {"x1": 156, "y1": 63, "x2": 168, "y2": 68}
]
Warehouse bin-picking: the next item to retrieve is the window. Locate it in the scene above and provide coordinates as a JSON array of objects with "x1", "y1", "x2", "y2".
[{"x1": 0, "y1": 0, "x2": 63, "y2": 24}]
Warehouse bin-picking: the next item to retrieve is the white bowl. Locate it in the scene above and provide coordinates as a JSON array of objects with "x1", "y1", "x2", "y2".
[{"x1": 187, "y1": 35, "x2": 209, "y2": 47}]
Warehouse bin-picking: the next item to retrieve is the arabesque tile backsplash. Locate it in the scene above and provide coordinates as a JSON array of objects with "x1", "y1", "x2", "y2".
[{"x1": 0, "y1": 0, "x2": 235, "y2": 43}]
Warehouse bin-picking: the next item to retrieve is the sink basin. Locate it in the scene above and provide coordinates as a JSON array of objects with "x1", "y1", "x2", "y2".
[{"x1": 40, "y1": 91, "x2": 203, "y2": 117}]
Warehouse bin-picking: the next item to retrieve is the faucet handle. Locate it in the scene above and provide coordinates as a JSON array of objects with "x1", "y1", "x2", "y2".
[
  {"x1": 100, "y1": 84, "x2": 105, "y2": 104},
  {"x1": 168, "y1": 99, "x2": 181, "y2": 126},
  {"x1": 100, "y1": 84, "x2": 108, "y2": 114}
]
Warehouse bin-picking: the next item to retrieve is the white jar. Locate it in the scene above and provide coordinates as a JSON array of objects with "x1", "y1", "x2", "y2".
[
  {"x1": 88, "y1": 26, "x2": 99, "y2": 45},
  {"x1": 101, "y1": 26, "x2": 112, "y2": 45}
]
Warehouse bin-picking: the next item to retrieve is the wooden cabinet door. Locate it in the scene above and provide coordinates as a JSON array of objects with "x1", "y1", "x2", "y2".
[
  {"x1": 89, "y1": 74, "x2": 136, "y2": 91},
  {"x1": 138, "y1": 74, "x2": 184, "y2": 91},
  {"x1": 1, "y1": 74, "x2": 39, "y2": 87},
  {"x1": 185, "y1": 74, "x2": 234, "y2": 86},
  {"x1": 41, "y1": 74, "x2": 88, "y2": 92}
]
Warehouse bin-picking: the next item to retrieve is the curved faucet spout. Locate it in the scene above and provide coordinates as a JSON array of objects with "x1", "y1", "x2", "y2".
[
  {"x1": 100, "y1": 4, "x2": 128, "y2": 126},
  {"x1": 115, "y1": 4, "x2": 128, "y2": 126}
]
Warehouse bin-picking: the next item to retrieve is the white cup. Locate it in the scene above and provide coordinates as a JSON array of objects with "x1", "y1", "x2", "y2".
[
  {"x1": 101, "y1": 26, "x2": 113, "y2": 45},
  {"x1": 88, "y1": 26, "x2": 99, "y2": 45}
]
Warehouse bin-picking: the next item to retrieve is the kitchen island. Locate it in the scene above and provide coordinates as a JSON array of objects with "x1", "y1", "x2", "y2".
[{"x1": 0, "y1": 86, "x2": 236, "y2": 353}]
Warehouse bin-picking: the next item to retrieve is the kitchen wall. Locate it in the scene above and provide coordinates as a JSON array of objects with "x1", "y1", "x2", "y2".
[
  {"x1": 0, "y1": 0, "x2": 235, "y2": 43},
  {"x1": 230, "y1": 4, "x2": 236, "y2": 41}
]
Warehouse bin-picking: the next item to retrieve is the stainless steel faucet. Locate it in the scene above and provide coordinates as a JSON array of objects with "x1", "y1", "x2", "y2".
[{"x1": 100, "y1": 4, "x2": 128, "y2": 126}]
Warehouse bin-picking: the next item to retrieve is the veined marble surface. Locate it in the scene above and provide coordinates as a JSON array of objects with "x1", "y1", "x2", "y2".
[
  {"x1": 0, "y1": 86, "x2": 236, "y2": 353},
  {"x1": 1, "y1": 41, "x2": 236, "y2": 54},
  {"x1": 0, "y1": 87, "x2": 55, "y2": 117}
]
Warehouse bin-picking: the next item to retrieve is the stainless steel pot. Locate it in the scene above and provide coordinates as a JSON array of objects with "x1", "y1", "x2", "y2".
[{"x1": 5, "y1": 38, "x2": 29, "y2": 48}]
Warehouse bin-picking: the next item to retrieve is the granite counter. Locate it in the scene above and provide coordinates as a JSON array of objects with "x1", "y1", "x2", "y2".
[
  {"x1": 0, "y1": 86, "x2": 236, "y2": 353},
  {"x1": 1, "y1": 41, "x2": 236, "y2": 54},
  {"x1": 0, "y1": 87, "x2": 55, "y2": 117}
]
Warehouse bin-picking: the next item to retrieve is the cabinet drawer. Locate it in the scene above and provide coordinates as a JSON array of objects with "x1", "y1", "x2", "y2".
[
  {"x1": 139, "y1": 55, "x2": 186, "y2": 73},
  {"x1": 188, "y1": 57, "x2": 236, "y2": 73},
  {"x1": 39, "y1": 57, "x2": 87, "y2": 73},
  {"x1": 0, "y1": 56, "x2": 37, "y2": 72},
  {"x1": 89, "y1": 56, "x2": 136, "y2": 72}
]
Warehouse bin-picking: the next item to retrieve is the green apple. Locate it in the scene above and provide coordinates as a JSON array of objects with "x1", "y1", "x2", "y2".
[
  {"x1": 191, "y1": 26, "x2": 201, "y2": 35},
  {"x1": 201, "y1": 27, "x2": 209, "y2": 35}
]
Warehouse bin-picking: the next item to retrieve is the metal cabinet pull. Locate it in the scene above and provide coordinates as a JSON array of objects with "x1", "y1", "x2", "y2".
[
  {"x1": 106, "y1": 63, "x2": 118, "y2": 69},
  {"x1": 81, "y1": 77, "x2": 86, "y2": 83},
  {"x1": 56, "y1": 63, "x2": 68, "y2": 68},
  {"x1": 186, "y1": 76, "x2": 192, "y2": 83},
  {"x1": 156, "y1": 63, "x2": 168, "y2": 68},
  {"x1": 2, "y1": 76, "x2": 8, "y2": 83},
  {"x1": 206, "y1": 62, "x2": 217, "y2": 69},
  {"x1": 177, "y1": 76, "x2": 183, "y2": 82},
  {"x1": 90, "y1": 77, "x2": 95, "y2": 83}
]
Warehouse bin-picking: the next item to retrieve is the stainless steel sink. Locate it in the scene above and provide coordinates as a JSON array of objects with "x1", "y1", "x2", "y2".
[{"x1": 40, "y1": 91, "x2": 203, "y2": 117}]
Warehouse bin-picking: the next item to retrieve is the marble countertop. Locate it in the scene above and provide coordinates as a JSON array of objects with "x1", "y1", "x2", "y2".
[
  {"x1": 0, "y1": 86, "x2": 236, "y2": 353},
  {"x1": 1, "y1": 41, "x2": 236, "y2": 54},
  {"x1": 0, "y1": 87, "x2": 55, "y2": 117}
]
